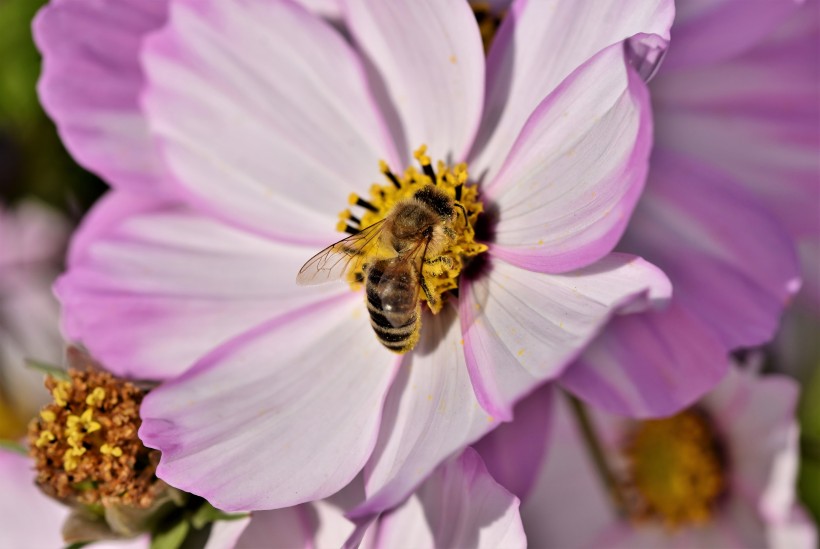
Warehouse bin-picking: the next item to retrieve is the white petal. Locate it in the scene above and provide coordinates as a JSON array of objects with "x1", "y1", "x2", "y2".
[
  {"x1": 58, "y1": 192, "x2": 344, "y2": 380},
  {"x1": 351, "y1": 304, "x2": 496, "y2": 517},
  {"x1": 345, "y1": 0, "x2": 485, "y2": 163},
  {"x1": 469, "y1": 0, "x2": 673, "y2": 182},
  {"x1": 373, "y1": 449, "x2": 525, "y2": 549},
  {"x1": 485, "y1": 46, "x2": 654, "y2": 273},
  {"x1": 139, "y1": 297, "x2": 398, "y2": 511},
  {"x1": 142, "y1": 0, "x2": 397, "y2": 243},
  {"x1": 461, "y1": 253, "x2": 670, "y2": 418}
]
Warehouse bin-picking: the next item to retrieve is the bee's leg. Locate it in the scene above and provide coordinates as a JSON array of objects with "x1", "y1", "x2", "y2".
[
  {"x1": 419, "y1": 274, "x2": 436, "y2": 305},
  {"x1": 424, "y1": 256, "x2": 454, "y2": 268},
  {"x1": 443, "y1": 226, "x2": 458, "y2": 240},
  {"x1": 454, "y1": 202, "x2": 469, "y2": 229}
]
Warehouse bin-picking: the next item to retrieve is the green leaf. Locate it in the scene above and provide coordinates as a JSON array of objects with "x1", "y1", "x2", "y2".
[
  {"x1": 25, "y1": 358, "x2": 70, "y2": 381},
  {"x1": 190, "y1": 502, "x2": 249, "y2": 530},
  {"x1": 0, "y1": 439, "x2": 27, "y2": 456},
  {"x1": 150, "y1": 520, "x2": 190, "y2": 549},
  {"x1": 798, "y1": 359, "x2": 820, "y2": 524}
]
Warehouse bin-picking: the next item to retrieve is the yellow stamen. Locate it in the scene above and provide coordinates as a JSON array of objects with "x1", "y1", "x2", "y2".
[
  {"x1": 100, "y1": 444, "x2": 123, "y2": 458},
  {"x1": 86, "y1": 387, "x2": 106, "y2": 407},
  {"x1": 413, "y1": 145, "x2": 431, "y2": 167},
  {"x1": 40, "y1": 410, "x2": 56, "y2": 423},
  {"x1": 52, "y1": 381, "x2": 71, "y2": 407},
  {"x1": 35, "y1": 430, "x2": 55, "y2": 448}
]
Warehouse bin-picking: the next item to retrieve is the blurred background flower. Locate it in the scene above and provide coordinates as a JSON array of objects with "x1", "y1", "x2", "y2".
[{"x1": 0, "y1": 0, "x2": 98, "y2": 440}]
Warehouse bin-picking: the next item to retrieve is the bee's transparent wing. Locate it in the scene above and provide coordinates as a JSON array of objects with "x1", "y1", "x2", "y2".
[
  {"x1": 296, "y1": 219, "x2": 387, "y2": 286},
  {"x1": 374, "y1": 238, "x2": 430, "y2": 327}
]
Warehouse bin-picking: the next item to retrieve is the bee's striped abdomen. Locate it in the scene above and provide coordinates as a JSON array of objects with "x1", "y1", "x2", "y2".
[{"x1": 365, "y1": 260, "x2": 422, "y2": 353}]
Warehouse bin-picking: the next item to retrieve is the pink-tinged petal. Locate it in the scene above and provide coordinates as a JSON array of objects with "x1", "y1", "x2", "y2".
[
  {"x1": 344, "y1": 0, "x2": 485, "y2": 163},
  {"x1": 653, "y1": 4, "x2": 820, "y2": 241},
  {"x1": 351, "y1": 304, "x2": 496, "y2": 518},
  {"x1": 312, "y1": 500, "x2": 357, "y2": 548},
  {"x1": 624, "y1": 151, "x2": 801, "y2": 349},
  {"x1": 0, "y1": 450, "x2": 68, "y2": 548},
  {"x1": 203, "y1": 516, "x2": 252, "y2": 549},
  {"x1": 297, "y1": 0, "x2": 342, "y2": 20},
  {"x1": 33, "y1": 0, "x2": 170, "y2": 193},
  {"x1": 0, "y1": 201, "x2": 68, "y2": 269},
  {"x1": 663, "y1": 0, "x2": 801, "y2": 70},
  {"x1": 57, "y1": 191, "x2": 343, "y2": 380},
  {"x1": 521, "y1": 390, "x2": 621, "y2": 548},
  {"x1": 768, "y1": 506, "x2": 818, "y2": 549},
  {"x1": 460, "y1": 253, "x2": 670, "y2": 419},
  {"x1": 141, "y1": 0, "x2": 397, "y2": 245},
  {"x1": 702, "y1": 367, "x2": 800, "y2": 522},
  {"x1": 473, "y1": 385, "x2": 553, "y2": 502},
  {"x1": 485, "y1": 45, "x2": 653, "y2": 273},
  {"x1": 469, "y1": 0, "x2": 673, "y2": 182},
  {"x1": 140, "y1": 297, "x2": 397, "y2": 511},
  {"x1": 559, "y1": 301, "x2": 730, "y2": 418},
  {"x1": 0, "y1": 278, "x2": 62, "y2": 419},
  {"x1": 234, "y1": 507, "x2": 313, "y2": 549},
  {"x1": 372, "y1": 449, "x2": 525, "y2": 549}
]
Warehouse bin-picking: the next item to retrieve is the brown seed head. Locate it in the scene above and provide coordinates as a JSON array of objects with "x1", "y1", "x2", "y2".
[{"x1": 27, "y1": 369, "x2": 162, "y2": 508}]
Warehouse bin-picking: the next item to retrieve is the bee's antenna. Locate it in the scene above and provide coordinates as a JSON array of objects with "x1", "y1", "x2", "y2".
[{"x1": 455, "y1": 183, "x2": 463, "y2": 202}]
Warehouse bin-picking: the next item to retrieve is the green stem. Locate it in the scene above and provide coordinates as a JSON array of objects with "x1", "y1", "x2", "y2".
[{"x1": 565, "y1": 393, "x2": 627, "y2": 515}]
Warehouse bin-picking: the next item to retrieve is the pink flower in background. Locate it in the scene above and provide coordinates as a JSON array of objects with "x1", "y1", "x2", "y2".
[
  {"x1": 478, "y1": 366, "x2": 817, "y2": 548},
  {"x1": 553, "y1": 0, "x2": 817, "y2": 418},
  {"x1": 0, "y1": 201, "x2": 68, "y2": 435},
  {"x1": 40, "y1": 0, "x2": 676, "y2": 514}
]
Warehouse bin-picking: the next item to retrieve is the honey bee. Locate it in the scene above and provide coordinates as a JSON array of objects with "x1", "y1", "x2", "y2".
[{"x1": 296, "y1": 184, "x2": 466, "y2": 353}]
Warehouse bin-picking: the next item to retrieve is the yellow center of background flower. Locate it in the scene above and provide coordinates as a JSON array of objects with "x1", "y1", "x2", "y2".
[
  {"x1": 623, "y1": 410, "x2": 726, "y2": 529},
  {"x1": 339, "y1": 145, "x2": 487, "y2": 314}
]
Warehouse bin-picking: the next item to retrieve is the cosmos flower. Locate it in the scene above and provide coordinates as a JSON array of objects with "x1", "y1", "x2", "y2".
[
  {"x1": 42, "y1": 0, "x2": 674, "y2": 513},
  {"x1": 0, "y1": 200, "x2": 68, "y2": 438},
  {"x1": 477, "y1": 365, "x2": 818, "y2": 548},
  {"x1": 554, "y1": 0, "x2": 817, "y2": 418}
]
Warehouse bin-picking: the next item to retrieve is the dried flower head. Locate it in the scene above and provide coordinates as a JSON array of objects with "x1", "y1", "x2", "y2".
[{"x1": 28, "y1": 368, "x2": 161, "y2": 508}]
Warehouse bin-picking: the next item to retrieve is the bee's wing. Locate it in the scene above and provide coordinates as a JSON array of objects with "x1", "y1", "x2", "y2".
[
  {"x1": 374, "y1": 239, "x2": 428, "y2": 327},
  {"x1": 296, "y1": 219, "x2": 387, "y2": 286}
]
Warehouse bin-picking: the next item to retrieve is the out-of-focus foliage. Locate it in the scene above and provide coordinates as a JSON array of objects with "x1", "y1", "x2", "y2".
[
  {"x1": 0, "y1": 0, "x2": 103, "y2": 212},
  {"x1": 799, "y1": 362, "x2": 820, "y2": 524}
]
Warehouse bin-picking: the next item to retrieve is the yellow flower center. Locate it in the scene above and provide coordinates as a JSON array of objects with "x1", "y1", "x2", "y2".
[
  {"x1": 623, "y1": 410, "x2": 726, "y2": 529},
  {"x1": 339, "y1": 145, "x2": 487, "y2": 315}
]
